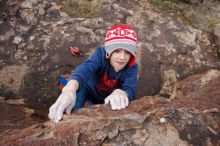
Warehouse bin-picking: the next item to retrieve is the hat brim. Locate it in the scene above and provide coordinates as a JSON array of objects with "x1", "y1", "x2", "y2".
[
  {"x1": 105, "y1": 43, "x2": 136, "y2": 66},
  {"x1": 105, "y1": 43, "x2": 136, "y2": 58}
]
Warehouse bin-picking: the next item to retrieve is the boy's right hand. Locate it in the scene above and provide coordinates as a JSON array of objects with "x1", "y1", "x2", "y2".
[
  {"x1": 48, "y1": 90, "x2": 76, "y2": 123},
  {"x1": 48, "y1": 80, "x2": 79, "y2": 123}
]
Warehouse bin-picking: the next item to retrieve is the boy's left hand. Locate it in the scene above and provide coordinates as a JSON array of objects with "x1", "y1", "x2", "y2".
[{"x1": 105, "y1": 89, "x2": 129, "y2": 110}]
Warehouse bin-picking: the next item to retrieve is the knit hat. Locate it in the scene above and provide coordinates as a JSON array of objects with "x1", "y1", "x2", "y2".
[{"x1": 104, "y1": 24, "x2": 137, "y2": 67}]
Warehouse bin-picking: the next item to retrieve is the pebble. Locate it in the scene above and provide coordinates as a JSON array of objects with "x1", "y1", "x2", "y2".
[
  {"x1": 23, "y1": 56, "x2": 28, "y2": 61},
  {"x1": 159, "y1": 117, "x2": 166, "y2": 123},
  {"x1": 12, "y1": 36, "x2": 22, "y2": 45},
  {"x1": 29, "y1": 36, "x2": 35, "y2": 41}
]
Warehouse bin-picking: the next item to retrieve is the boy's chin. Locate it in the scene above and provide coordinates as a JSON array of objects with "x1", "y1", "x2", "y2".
[{"x1": 113, "y1": 66, "x2": 124, "y2": 72}]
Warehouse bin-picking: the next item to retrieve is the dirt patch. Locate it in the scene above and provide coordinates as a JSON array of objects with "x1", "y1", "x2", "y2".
[
  {"x1": 0, "y1": 64, "x2": 28, "y2": 95},
  {"x1": 0, "y1": 99, "x2": 48, "y2": 132}
]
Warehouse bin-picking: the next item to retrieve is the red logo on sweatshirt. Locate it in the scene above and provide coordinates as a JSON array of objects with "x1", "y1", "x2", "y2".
[{"x1": 97, "y1": 73, "x2": 118, "y2": 91}]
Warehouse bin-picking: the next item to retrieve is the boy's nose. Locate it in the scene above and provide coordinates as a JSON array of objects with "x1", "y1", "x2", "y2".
[{"x1": 119, "y1": 52, "x2": 126, "y2": 59}]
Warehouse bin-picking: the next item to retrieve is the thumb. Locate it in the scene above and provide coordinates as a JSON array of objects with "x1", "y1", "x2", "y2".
[{"x1": 104, "y1": 96, "x2": 110, "y2": 104}]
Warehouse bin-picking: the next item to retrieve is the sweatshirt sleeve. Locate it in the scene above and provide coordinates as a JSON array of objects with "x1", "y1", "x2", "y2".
[
  {"x1": 70, "y1": 47, "x2": 104, "y2": 88},
  {"x1": 122, "y1": 64, "x2": 138, "y2": 101}
]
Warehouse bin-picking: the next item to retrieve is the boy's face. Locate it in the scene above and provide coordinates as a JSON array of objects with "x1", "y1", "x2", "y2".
[{"x1": 110, "y1": 49, "x2": 131, "y2": 72}]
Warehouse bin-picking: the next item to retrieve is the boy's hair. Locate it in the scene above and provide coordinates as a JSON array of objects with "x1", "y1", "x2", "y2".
[{"x1": 104, "y1": 24, "x2": 137, "y2": 67}]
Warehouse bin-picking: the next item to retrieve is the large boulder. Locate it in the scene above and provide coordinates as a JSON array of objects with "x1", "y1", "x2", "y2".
[{"x1": 0, "y1": 70, "x2": 219, "y2": 146}]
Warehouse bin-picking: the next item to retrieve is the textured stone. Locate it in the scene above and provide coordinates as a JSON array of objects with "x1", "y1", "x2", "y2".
[{"x1": 0, "y1": 70, "x2": 219, "y2": 145}]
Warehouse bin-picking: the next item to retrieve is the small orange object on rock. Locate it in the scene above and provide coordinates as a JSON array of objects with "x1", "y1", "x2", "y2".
[{"x1": 70, "y1": 46, "x2": 81, "y2": 56}]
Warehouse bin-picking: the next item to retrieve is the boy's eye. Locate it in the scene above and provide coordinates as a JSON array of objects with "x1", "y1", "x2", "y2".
[
  {"x1": 114, "y1": 49, "x2": 131, "y2": 56},
  {"x1": 114, "y1": 50, "x2": 120, "y2": 53},
  {"x1": 125, "y1": 50, "x2": 130, "y2": 55}
]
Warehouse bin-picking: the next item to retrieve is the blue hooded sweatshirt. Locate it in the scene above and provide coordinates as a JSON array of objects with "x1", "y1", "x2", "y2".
[{"x1": 70, "y1": 47, "x2": 138, "y2": 104}]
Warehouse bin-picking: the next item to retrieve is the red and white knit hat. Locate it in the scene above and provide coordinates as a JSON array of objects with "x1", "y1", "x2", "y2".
[{"x1": 104, "y1": 24, "x2": 137, "y2": 66}]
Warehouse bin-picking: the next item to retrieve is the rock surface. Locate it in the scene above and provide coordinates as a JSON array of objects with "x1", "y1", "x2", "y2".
[{"x1": 0, "y1": 70, "x2": 219, "y2": 146}]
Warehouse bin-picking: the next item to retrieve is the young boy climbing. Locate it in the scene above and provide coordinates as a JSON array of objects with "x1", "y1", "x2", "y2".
[{"x1": 48, "y1": 24, "x2": 138, "y2": 123}]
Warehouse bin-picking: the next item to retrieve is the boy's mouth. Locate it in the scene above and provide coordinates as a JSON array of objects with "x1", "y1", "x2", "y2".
[{"x1": 116, "y1": 61, "x2": 126, "y2": 66}]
